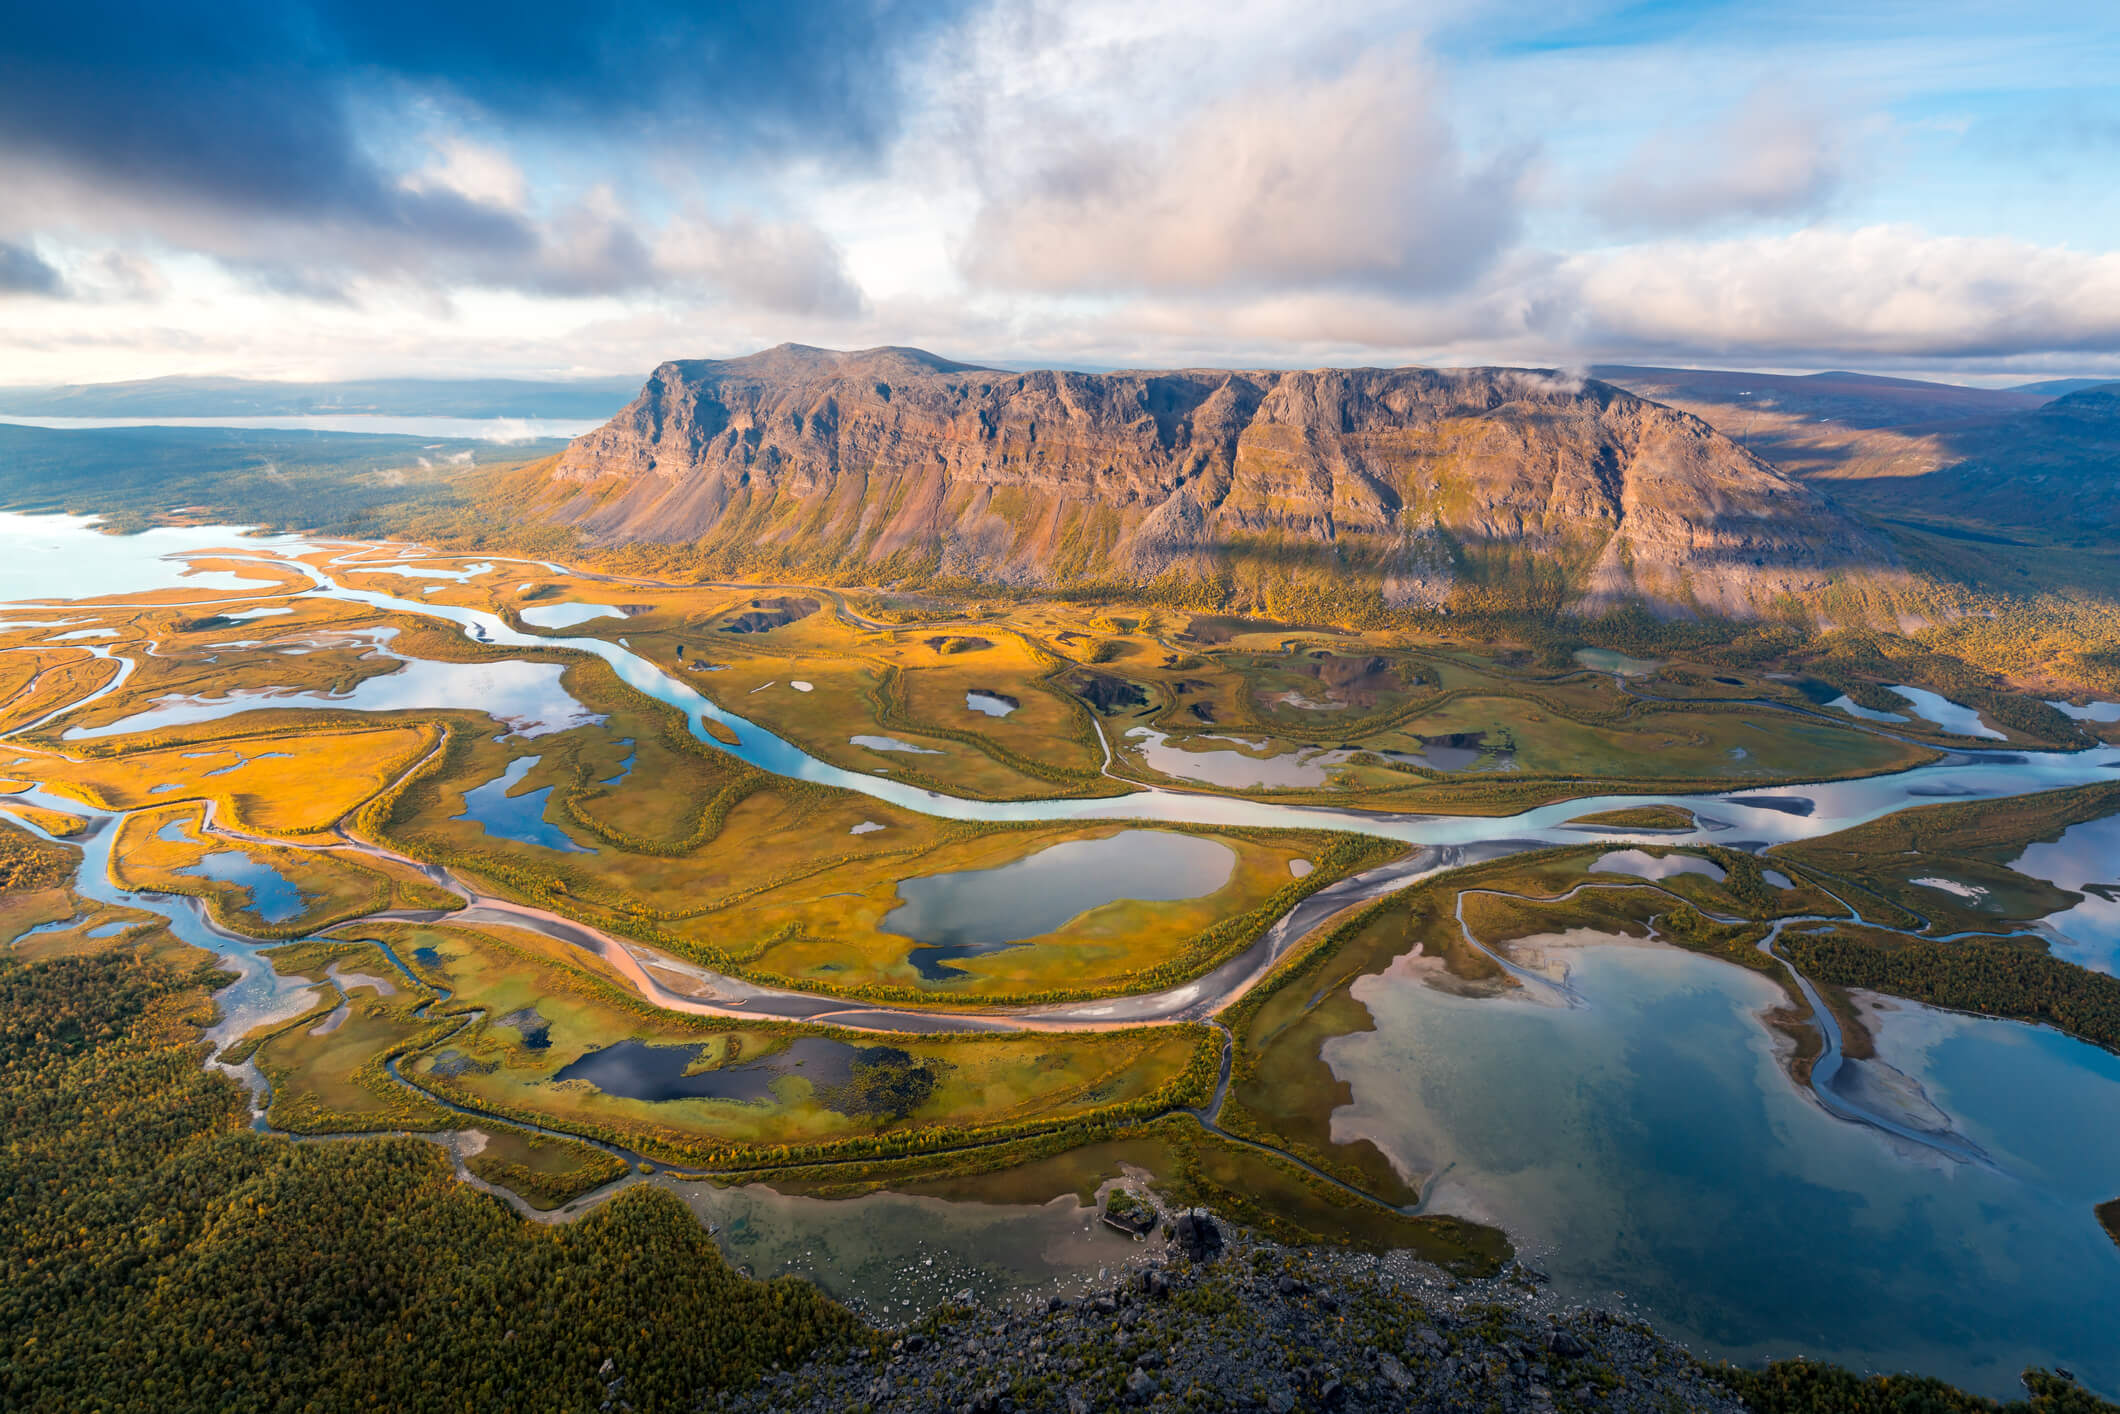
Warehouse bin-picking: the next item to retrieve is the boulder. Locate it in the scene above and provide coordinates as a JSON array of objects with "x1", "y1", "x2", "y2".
[{"x1": 1172, "y1": 1211, "x2": 1223, "y2": 1263}]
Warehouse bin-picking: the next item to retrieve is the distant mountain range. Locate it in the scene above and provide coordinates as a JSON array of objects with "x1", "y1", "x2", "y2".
[
  {"x1": 0, "y1": 374, "x2": 644, "y2": 420},
  {"x1": 2006, "y1": 377, "x2": 2120, "y2": 397},
  {"x1": 541, "y1": 344, "x2": 1898, "y2": 619},
  {"x1": 1593, "y1": 365, "x2": 2120, "y2": 602},
  {"x1": 1589, "y1": 365, "x2": 2053, "y2": 431}
]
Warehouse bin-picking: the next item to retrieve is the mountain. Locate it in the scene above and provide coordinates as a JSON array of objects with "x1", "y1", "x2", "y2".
[
  {"x1": 1601, "y1": 371, "x2": 2120, "y2": 599},
  {"x1": 2008, "y1": 377, "x2": 2120, "y2": 397},
  {"x1": 543, "y1": 344, "x2": 1896, "y2": 619},
  {"x1": 0, "y1": 374, "x2": 643, "y2": 420},
  {"x1": 1591, "y1": 365, "x2": 2049, "y2": 432},
  {"x1": 1811, "y1": 385, "x2": 2120, "y2": 538}
]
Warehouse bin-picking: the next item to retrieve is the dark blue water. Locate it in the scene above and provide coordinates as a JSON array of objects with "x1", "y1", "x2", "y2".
[
  {"x1": 554, "y1": 1035, "x2": 858, "y2": 1102},
  {"x1": 454, "y1": 756, "x2": 594, "y2": 854},
  {"x1": 183, "y1": 850, "x2": 307, "y2": 924},
  {"x1": 599, "y1": 738, "x2": 637, "y2": 787}
]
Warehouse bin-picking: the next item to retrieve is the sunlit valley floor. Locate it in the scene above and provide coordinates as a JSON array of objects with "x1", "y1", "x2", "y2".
[{"x1": 3, "y1": 512, "x2": 2119, "y2": 1409}]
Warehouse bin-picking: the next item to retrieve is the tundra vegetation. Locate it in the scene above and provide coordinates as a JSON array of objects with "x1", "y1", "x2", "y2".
[{"x1": 4, "y1": 526, "x2": 2120, "y2": 1411}]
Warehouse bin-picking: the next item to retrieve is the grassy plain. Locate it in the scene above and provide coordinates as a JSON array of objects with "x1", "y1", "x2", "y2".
[
  {"x1": 12, "y1": 529, "x2": 2112, "y2": 1245},
  {"x1": 22, "y1": 722, "x2": 439, "y2": 836},
  {"x1": 290, "y1": 919, "x2": 1218, "y2": 1173}
]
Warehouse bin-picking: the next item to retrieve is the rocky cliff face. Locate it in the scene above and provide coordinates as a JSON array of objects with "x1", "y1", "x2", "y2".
[{"x1": 547, "y1": 344, "x2": 1895, "y2": 618}]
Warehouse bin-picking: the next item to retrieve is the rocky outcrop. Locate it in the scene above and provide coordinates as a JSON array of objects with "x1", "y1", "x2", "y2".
[
  {"x1": 547, "y1": 344, "x2": 1897, "y2": 619},
  {"x1": 724, "y1": 1231, "x2": 1753, "y2": 1414}
]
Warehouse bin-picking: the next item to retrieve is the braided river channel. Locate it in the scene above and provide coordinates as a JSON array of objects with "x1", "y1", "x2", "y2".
[{"x1": 5, "y1": 513, "x2": 2119, "y2": 1398}]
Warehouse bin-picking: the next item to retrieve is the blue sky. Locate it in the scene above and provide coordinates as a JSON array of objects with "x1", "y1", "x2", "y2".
[{"x1": 0, "y1": 0, "x2": 2114, "y2": 384}]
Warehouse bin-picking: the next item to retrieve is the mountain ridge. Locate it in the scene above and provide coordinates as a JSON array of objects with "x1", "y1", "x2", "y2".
[{"x1": 544, "y1": 345, "x2": 1900, "y2": 620}]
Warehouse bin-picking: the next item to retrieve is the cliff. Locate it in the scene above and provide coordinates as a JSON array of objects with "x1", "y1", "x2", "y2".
[{"x1": 546, "y1": 344, "x2": 1896, "y2": 618}]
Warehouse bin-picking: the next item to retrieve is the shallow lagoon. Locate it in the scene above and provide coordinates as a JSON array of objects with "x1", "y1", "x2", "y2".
[
  {"x1": 156, "y1": 816, "x2": 308, "y2": 922},
  {"x1": 654, "y1": 1177, "x2": 1140, "y2": 1317},
  {"x1": 455, "y1": 756, "x2": 593, "y2": 854},
  {"x1": 1889, "y1": 685, "x2": 2005, "y2": 740},
  {"x1": 1574, "y1": 647, "x2": 1659, "y2": 677},
  {"x1": 2011, "y1": 813, "x2": 2120, "y2": 974},
  {"x1": 1326, "y1": 938, "x2": 2120, "y2": 1398},
  {"x1": 521, "y1": 602, "x2": 624, "y2": 628},
  {"x1": 0, "y1": 511, "x2": 309, "y2": 601},
  {"x1": 1123, "y1": 727, "x2": 1356, "y2": 789},
  {"x1": 883, "y1": 829, "x2": 1234, "y2": 978},
  {"x1": 70, "y1": 639, "x2": 603, "y2": 741},
  {"x1": 1591, "y1": 849, "x2": 1727, "y2": 882}
]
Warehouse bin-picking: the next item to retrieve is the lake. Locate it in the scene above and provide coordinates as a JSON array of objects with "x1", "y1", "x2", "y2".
[
  {"x1": 1325, "y1": 936, "x2": 2120, "y2": 1399},
  {"x1": 0, "y1": 413, "x2": 594, "y2": 441},
  {"x1": 882, "y1": 829, "x2": 1235, "y2": 978}
]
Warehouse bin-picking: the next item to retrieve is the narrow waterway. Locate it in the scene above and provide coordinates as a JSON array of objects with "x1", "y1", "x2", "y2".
[{"x1": 7, "y1": 514, "x2": 2120, "y2": 1398}]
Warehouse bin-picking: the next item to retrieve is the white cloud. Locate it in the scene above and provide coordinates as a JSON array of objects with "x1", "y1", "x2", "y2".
[
  {"x1": 652, "y1": 210, "x2": 867, "y2": 318},
  {"x1": 1591, "y1": 86, "x2": 1849, "y2": 233},
  {"x1": 401, "y1": 137, "x2": 530, "y2": 212},
  {"x1": 960, "y1": 47, "x2": 1523, "y2": 298},
  {"x1": 1548, "y1": 225, "x2": 2120, "y2": 359}
]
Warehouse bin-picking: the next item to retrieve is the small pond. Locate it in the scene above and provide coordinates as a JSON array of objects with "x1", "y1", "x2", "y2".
[
  {"x1": 1591, "y1": 849, "x2": 1727, "y2": 882},
  {"x1": 1827, "y1": 694, "x2": 1908, "y2": 724},
  {"x1": 521, "y1": 602, "x2": 624, "y2": 628},
  {"x1": 882, "y1": 830, "x2": 1234, "y2": 979},
  {"x1": 655, "y1": 1177, "x2": 1140, "y2": 1318},
  {"x1": 364, "y1": 560, "x2": 495, "y2": 582},
  {"x1": 2049, "y1": 699, "x2": 2120, "y2": 723},
  {"x1": 1574, "y1": 647, "x2": 1660, "y2": 677},
  {"x1": 454, "y1": 756, "x2": 594, "y2": 854},
  {"x1": 852, "y1": 734, "x2": 942, "y2": 755},
  {"x1": 184, "y1": 850, "x2": 307, "y2": 923},
  {"x1": 1889, "y1": 685, "x2": 2005, "y2": 740},
  {"x1": 965, "y1": 690, "x2": 1019, "y2": 718},
  {"x1": 1124, "y1": 727, "x2": 1354, "y2": 789},
  {"x1": 553, "y1": 1035, "x2": 860, "y2": 1103}
]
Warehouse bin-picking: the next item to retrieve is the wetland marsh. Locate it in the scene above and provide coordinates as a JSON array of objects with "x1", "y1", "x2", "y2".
[{"x1": 5, "y1": 512, "x2": 2120, "y2": 1398}]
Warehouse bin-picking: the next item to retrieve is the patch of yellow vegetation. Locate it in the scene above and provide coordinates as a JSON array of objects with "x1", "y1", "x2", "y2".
[{"x1": 22, "y1": 724, "x2": 437, "y2": 837}]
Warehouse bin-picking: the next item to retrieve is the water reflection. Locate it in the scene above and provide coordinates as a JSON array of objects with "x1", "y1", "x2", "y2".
[
  {"x1": 1889, "y1": 686, "x2": 2004, "y2": 740},
  {"x1": 454, "y1": 756, "x2": 594, "y2": 854},
  {"x1": 2011, "y1": 813, "x2": 2120, "y2": 974},
  {"x1": 522, "y1": 602, "x2": 623, "y2": 628},
  {"x1": 554, "y1": 1036, "x2": 857, "y2": 1102},
  {"x1": 1326, "y1": 938, "x2": 2120, "y2": 1398},
  {"x1": 883, "y1": 830, "x2": 1234, "y2": 978},
  {"x1": 1591, "y1": 849, "x2": 1727, "y2": 882},
  {"x1": 1124, "y1": 727, "x2": 1355, "y2": 788},
  {"x1": 70, "y1": 633, "x2": 602, "y2": 741}
]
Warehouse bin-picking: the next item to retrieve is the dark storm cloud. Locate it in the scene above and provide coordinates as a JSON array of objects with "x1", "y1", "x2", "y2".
[
  {"x1": 0, "y1": 0, "x2": 963, "y2": 245},
  {"x1": 0, "y1": 242, "x2": 65, "y2": 297}
]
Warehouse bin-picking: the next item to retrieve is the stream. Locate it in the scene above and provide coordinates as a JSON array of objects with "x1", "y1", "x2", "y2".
[{"x1": 7, "y1": 515, "x2": 2120, "y2": 1396}]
